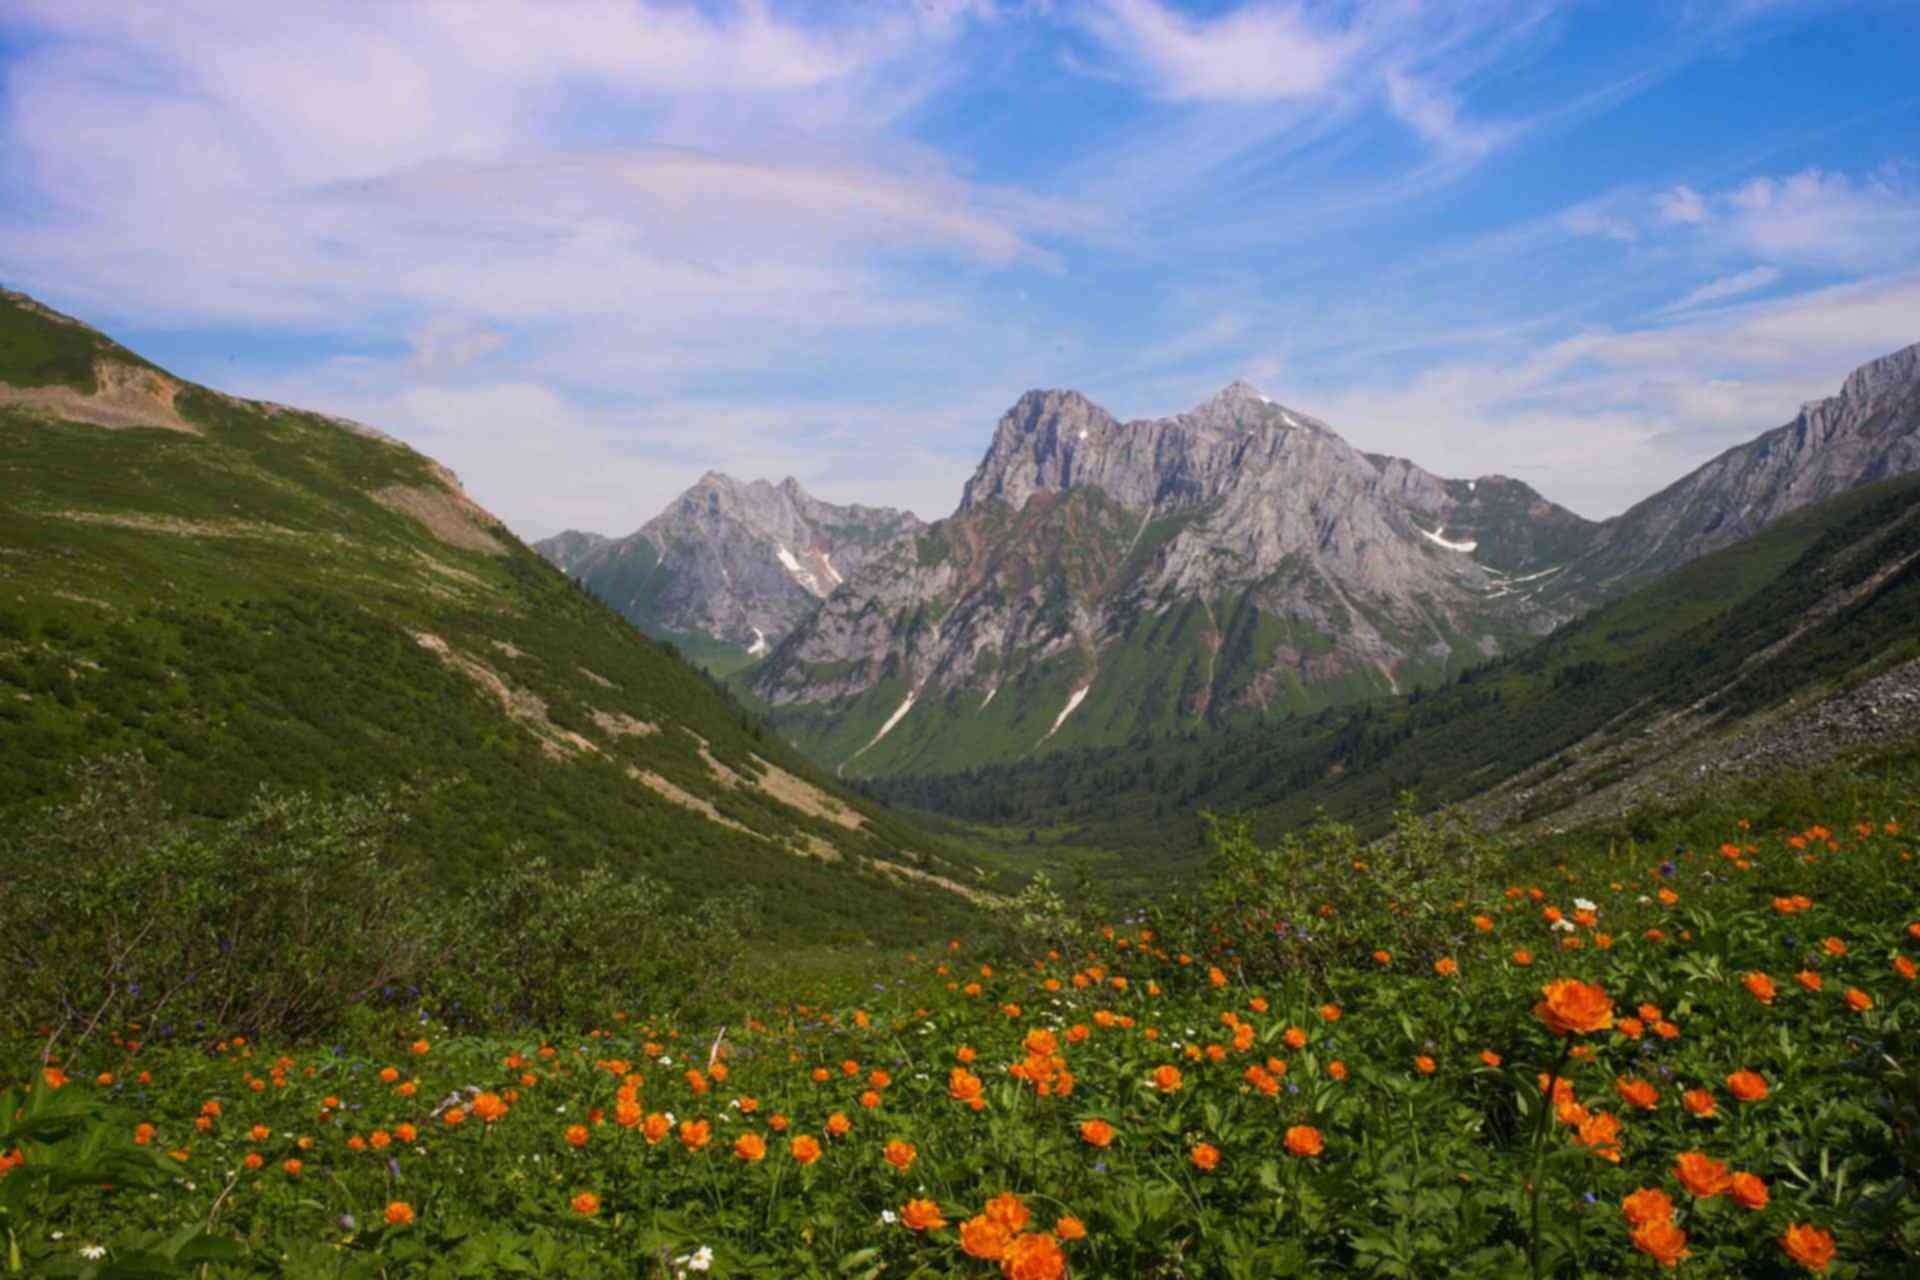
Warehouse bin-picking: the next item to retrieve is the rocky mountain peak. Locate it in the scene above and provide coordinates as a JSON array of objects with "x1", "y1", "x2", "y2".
[{"x1": 1838, "y1": 340, "x2": 1920, "y2": 406}]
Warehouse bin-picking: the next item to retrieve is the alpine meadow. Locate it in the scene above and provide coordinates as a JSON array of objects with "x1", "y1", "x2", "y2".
[{"x1": 4, "y1": 3, "x2": 1920, "y2": 1279}]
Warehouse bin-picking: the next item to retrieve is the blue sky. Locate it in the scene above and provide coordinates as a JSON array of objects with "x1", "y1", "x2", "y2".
[{"x1": 3, "y1": 1, "x2": 1916, "y2": 537}]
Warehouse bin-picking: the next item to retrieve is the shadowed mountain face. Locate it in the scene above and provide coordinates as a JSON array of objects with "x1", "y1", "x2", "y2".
[
  {"x1": 537, "y1": 475, "x2": 921, "y2": 663},
  {"x1": 740, "y1": 346, "x2": 1920, "y2": 777}
]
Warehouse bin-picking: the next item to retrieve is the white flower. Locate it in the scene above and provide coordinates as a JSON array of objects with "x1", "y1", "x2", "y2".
[
  {"x1": 1574, "y1": 897, "x2": 1598, "y2": 913},
  {"x1": 1550, "y1": 918, "x2": 1576, "y2": 933},
  {"x1": 665, "y1": 1111, "x2": 677, "y2": 1124},
  {"x1": 81, "y1": 1246, "x2": 106, "y2": 1260},
  {"x1": 880, "y1": 1209, "x2": 898, "y2": 1225},
  {"x1": 658, "y1": 1056, "x2": 674, "y2": 1066},
  {"x1": 673, "y1": 1245, "x2": 714, "y2": 1272}
]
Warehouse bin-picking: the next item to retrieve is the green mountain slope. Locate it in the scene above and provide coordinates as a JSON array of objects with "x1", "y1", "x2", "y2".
[
  {"x1": 865, "y1": 470, "x2": 1920, "y2": 874},
  {"x1": 0, "y1": 289, "x2": 985, "y2": 942}
]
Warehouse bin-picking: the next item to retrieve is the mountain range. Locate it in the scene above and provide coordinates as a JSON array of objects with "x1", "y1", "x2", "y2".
[{"x1": 542, "y1": 341, "x2": 1920, "y2": 777}]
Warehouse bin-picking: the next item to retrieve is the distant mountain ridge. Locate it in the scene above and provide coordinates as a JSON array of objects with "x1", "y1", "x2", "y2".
[
  {"x1": 537, "y1": 474, "x2": 920, "y2": 666},
  {"x1": 743, "y1": 345, "x2": 1920, "y2": 776}
]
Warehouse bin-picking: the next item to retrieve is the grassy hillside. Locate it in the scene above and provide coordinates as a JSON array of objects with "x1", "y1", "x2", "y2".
[
  {"x1": 0, "y1": 289, "x2": 986, "y2": 944},
  {"x1": 866, "y1": 470, "x2": 1920, "y2": 880}
]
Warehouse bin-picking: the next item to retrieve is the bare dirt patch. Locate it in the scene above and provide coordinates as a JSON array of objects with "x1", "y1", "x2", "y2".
[
  {"x1": 749, "y1": 755, "x2": 865, "y2": 829},
  {"x1": 412, "y1": 632, "x2": 596, "y2": 759},
  {"x1": 0, "y1": 360, "x2": 195, "y2": 434},
  {"x1": 373, "y1": 481, "x2": 506, "y2": 555},
  {"x1": 591, "y1": 708, "x2": 657, "y2": 738},
  {"x1": 627, "y1": 767, "x2": 756, "y2": 836},
  {"x1": 50, "y1": 510, "x2": 297, "y2": 539},
  {"x1": 579, "y1": 667, "x2": 616, "y2": 689}
]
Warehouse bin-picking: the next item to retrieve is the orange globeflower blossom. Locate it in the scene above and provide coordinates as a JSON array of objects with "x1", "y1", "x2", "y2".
[
  {"x1": 1372, "y1": 950, "x2": 1392, "y2": 965},
  {"x1": 1727, "y1": 1070, "x2": 1768, "y2": 1102},
  {"x1": 564, "y1": 1124, "x2": 589, "y2": 1149},
  {"x1": 678, "y1": 1119, "x2": 711, "y2": 1151},
  {"x1": 1327, "y1": 1060, "x2": 1348, "y2": 1082},
  {"x1": 1616, "y1": 1077, "x2": 1659, "y2": 1110},
  {"x1": 282, "y1": 1159, "x2": 303, "y2": 1178},
  {"x1": 1511, "y1": 948, "x2": 1534, "y2": 966},
  {"x1": 642, "y1": 1113, "x2": 670, "y2": 1144},
  {"x1": 1631, "y1": 1219, "x2": 1691, "y2": 1267},
  {"x1": 1480, "y1": 1050, "x2": 1502, "y2": 1068},
  {"x1": 1743, "y1": 972, "x2": 1777, "y2": 1004},
  {"x1": 1284, "y1": 1125, "x2": 1323, "y2": 1157},
  {"x1": 384, "y1": 1201, "x2": 414, "y2": 1226},
  {"x1": 1621, "y1": 1187, "x2": 1674, "y2": 1227},
  {"x1": 826, "y1": 1112, "x2": 852, "y2": 1138},
  {"x1": 1780, "y1": 1224, "x2": 1836, "y2": 1272},
  {"x1": 985, "y1": 1193, "x2": 1030, "y2": 1232},
  {"x1": 410, "y1": 1039, "x2": 430, "y2": 1056},
  {"x1": 614, "y1": 1099, "x2": 642, "y2": 1129},
  {"x1": 1282, "y1": 1026, "x2": 1308, "y2": 1049},
  {"x1": 570, "y1": 1191, "x2": 599, "y2": 1216},
  {"x1": 789, "y1": 1135, "x2": 822, "y2": 1165},
  {"x1": 1434, "y1": 957, "x2": 1459, "y2": 977},
  {"x1": 901, "y1": 1198, "x2": 946, "y2": 1231},
  {"x1": 1821, "y1": 937, "x2": 1847, "y2": 957},
  {"x1": 1153, "y1": 1065, "x2": 1184, "y2": 1093},
  {"x1": 1319, "y1": 1003, "x2": 1342, "y2": 1021},
  {"x1": 960, "y1": 1215, "x2": 1013, "y2": 1260},
  {"x1": 1535, "y1": 978, "x2": 1614, "y2": 1036},
  {"x1": 369, "y1": 1129, "x2": 391, "y2": 1150},
  {"x1": 242, "y1": 1152, "x2": 263, "y2": 1170},
  {"x1": 395, "y1": 1122, "x2": 417, "y2": 1143},
  {"x1": 1575, "y1": 1112, "x2": 1622, "y2": 1162},
  {"x1": 733, "y1": 1133, "x2": 766, "y2": 1162},
  {"x1": 441, "y1": 1107, "x2": 466, "y2": 1127},
  {"x1": 883, "y1": 1140, "x2": 915, "y2": 1171},
  {"x1": 1682, "y1": 1089, "x2": 1716, "y2": 1118},
  {"x1": 1844, "y1": 988, "x2": 1873, "y2": 1012},
  {"x1": 1079, "y1": 1119, "x2": 1115, "y2": 1148},
  {"x1": 133, "y1": 1123, "x2": 156, "y2": 1145},
  {"x1": 1674, "y1": 1151, "x2": 1732, "y2": 1198},
  {"x1": 1055, "y1": 1216, "x2": 1086, "y2": 1241},
  {"x1": 1894, "y1": 955, "x2": 1917, "y2": 981},
  {"x1": 1000, "y1": 1231, "x2": 1067, "y2": 1280},
  {"x1": 949, "y1": 1067, "x2": 985, "y2": 1108},
  {"x1": 1730, "y1": 1171, "x2": 1769, "y2": 1210},
  {"x1": 1190, "y1": 1142, "x2": 1220, "y2": 1171},
  {"x1": 472, "y1": 1092, "x2": 508, "y2": 1124},
  {"x1": 1796, "y1": 970, "x2": 1824, "y2": 992},
  {"x1": 1414, "y1": 1056, "x2": 1437, "y2": 1076},
  {"x1": 379, "y1": 1067, "x2": 400, "y2": 1083}
]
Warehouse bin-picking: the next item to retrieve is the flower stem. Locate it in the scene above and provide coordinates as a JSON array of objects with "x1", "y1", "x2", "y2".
[{"x1": 1529, "y1": 1042, "x2": 1573, "y2": 1280}]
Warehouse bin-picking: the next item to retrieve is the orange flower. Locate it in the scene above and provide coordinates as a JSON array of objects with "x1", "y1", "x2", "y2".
[
  {"x1": 642, "y1": 1112, "x2": 670, "y2": 1144},
  {"x1": 1682, "y1": 1088, "x2": 1716, "y2": 1117},
  {"x1": 733, "y1": 1132, "x2": 766, "y2": 1162},
  {"x1": 395, "y1": 1122, "x2": 417, "y2": 1143},
  {"x1": 1079, "y1": 1119, "x2": 1114, "y2": 1147},
  {"x1": 242, "y1": 1152, "x2": 263, "y2": 1170},
  {"x1": 1055, "y1": 1215, "x2": 1086, "y2": 1241},
  {"x1": 1511, "y1": 948, "x2": 1534, "y2": 965},
  {"x1": 410, "y1": 1039, "x2": 430, "y2": 1056},
  {"x1": 901, "y1": 1198, "x2": 946, "y2": 1231},
  {"x1": 826, "y1": 1111, "x2": 851, "y2": 1137},
  {"x1": 1743, "y1": 972, "x2": 1777, "y2": 1004},
  {"x1": 1621, "y1": 1187, "x2": 1674, "y2": 1226},
  {"x1": 133, "y1": 1122, "x2": 157, "y2": 1145},
  {"x1": 564, "y1": 1123, "x2": 589, "y2": 1149},
  {"x1": 1616, "y1": 1077, "x2": 1659, "y2": 1110},
  {"x1": 1821, "y1": 936, "x2": 1847, "y2": 957},
  {"x1": 1673, "y1": 1151, "x2": 1731, "y2": 1198},
  {"x1": 1844, "y1": 988, "x2": 1872, "y2": 1012},
  {"x1": 1893, "y1": 955, "x2": 1917, "y2": 981},
  {"x1": 960, "y1": 1215, "x2": 1012, "y2": 1261},
  {"x1": 1727, "y1": 1070, "x2": 1768, "y2": 1102},
  {"x1": 1575, "y1": 1111, "x2": 1622, "y2": 1162},
  {"x1": 790, "y1": 1135, "x2": 822, "y2": 1165},
  {"x1": 1284, "y1": 1125, "x2": 1323, "y2": 1157},
  {"x1": 1190, "y1": 1142, "x2": 1220, "y2": 1171},
  {"x1": 678, "y1": 1119, "x2": 711, "y2": 1151},
  {"x1": 379, "y1": 1067, "x2": 399, "y2": 1083},
  {"x1": 1414, "y1": 1055, "x2": 1436, "y2": 1076},
  {"x1": 1433, "y1": 957, "x2": 1459, "y2": 977},
  {"x1": 1372, "y1": 949, "x2": 1392, "y2": 965},
  {"x1": 949, "y1": 1067, "x2": 985, "y2": 1105},
  {"x1": 1319, "y1": 1003, "x2": 1342, "y2": 1021},
  {"x1": 282, "y1": 1159, "x2": 303, "y2": 1178},
  {"x1": 1796, "y1": 969, "x2": 1824, "y2": 992},
  {"x1": 1631, "y1": 1219, "x2": 1691, "y2": 1267},
  {"x1": 1780, "y1": 1224, "x2": 1836, "y2": 1272},
  {"x1": 1000, "y1": 1231, "x2": 1066, "y2": 1280},
  {"x1": 1152, "y1": 1064, "x2": 1183, "y2": 1093},
  {"x1": 570, "y1": 1191, "x2": 599, "y2": 1216},
  {"x1": 384, "y1": 1201, "x2": 414, "y2": 1226},
  {"x1": 1535, "y1": 978, "x2": 1614, "y2": 1036},
  {"x1": 1729, "y1": 1171, "x2": 1769, "y2": 1211},
  {"x1": 471, "y1": 1092, "x2": 508, "y2": 1124},
  {"x1": 985, "y1": 1192, "x2": 1030, "y2": 1232},
  {"x1": 1326, "y1": 1060, "x2": 1348, "y2": 1082}
]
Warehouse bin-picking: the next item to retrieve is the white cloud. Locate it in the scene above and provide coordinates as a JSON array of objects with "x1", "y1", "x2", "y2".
[
  {"x1": 1659, "y1": 265, "x2": 1782, "y2": 313},
  {"x1": 1656, "y1": 184, "x2": 1710, "y2": 225},
  {"x1": 1086, "y1": 0, "x2": 1358, "y2": 102}
]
